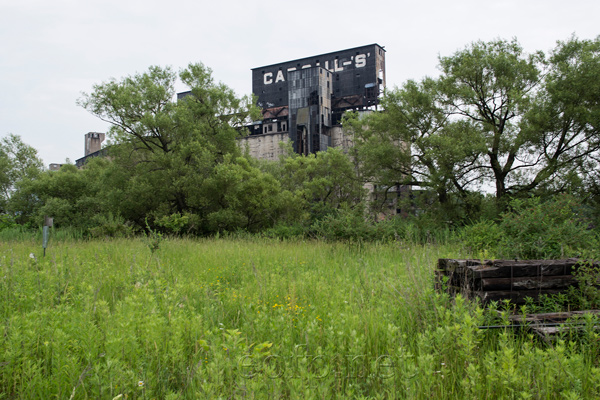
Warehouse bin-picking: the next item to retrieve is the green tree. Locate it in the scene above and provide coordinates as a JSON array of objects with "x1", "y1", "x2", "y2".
[
  {"x1": 524, "y1": 36, "x2": 600, "y2": 195},
  {"x1": 349, "y1": 79, "x2": 485, "y2": 220},
  {"x1": 78, "y1": 63, "x2": 283, "y2": 234},
  {"x1": 0, "y1": 134, "x2": 43, "y2": 214},
  {"x1": 437, "y1": 38, "x2": 543, "y2": 204},
  {"x1": 8, "y1": 163, "x2": 102, "y2": 227},
  {"x1": 274, "y1": 147, "x2": 367, "y2": 221},
  {"x1": 201, "y1": 156, "x2": 296, "y2": 233},
  {"x1": 355, "y1": 36, "x2": 600, "y2": 218}
]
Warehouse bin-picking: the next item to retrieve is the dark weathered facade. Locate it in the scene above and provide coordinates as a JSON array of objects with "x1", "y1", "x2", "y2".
[{"x1": 249, "y1": 44, "x2": 386, "y2": 155}]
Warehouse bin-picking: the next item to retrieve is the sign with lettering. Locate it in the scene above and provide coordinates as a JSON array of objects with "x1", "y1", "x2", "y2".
[{"x1": 252, "y1": 44, "x2": 385, "y2": 110}]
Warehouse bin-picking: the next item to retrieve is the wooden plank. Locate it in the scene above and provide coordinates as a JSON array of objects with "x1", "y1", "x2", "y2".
[
  {"x1": 507, "y1": 310, "x2": 600, "y2": 323},
  {"x1": 437, "y1": 258, "x2": 582, "y2": 278},
  {"x1": 474, "y1": 289, "x2": 564, "y2": 304},
  {"x1": 436, "y1": 258, "x2": 600, "y2": 305},
  {"x1": 436, "y1": 259, "x2": 492, "y2": 273},
  {"x1": 466, "y1": 259, "x2": 582, "y2": 279},
  {"x1": 479, "y1": 275, "x2": 577, "y2": 291}
]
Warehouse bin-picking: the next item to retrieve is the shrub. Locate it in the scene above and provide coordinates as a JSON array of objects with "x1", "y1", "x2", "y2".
[
  {"x1": 88, "y1": 213, "x2": 135, "y2": 238},
  {"x1": 459, "y1": 219, "x2": 503, "y2": 255},
  {"x1": 459, "y1": 194, "x2": 598, "y2": 259},
  {"x1": 310, "y1": 207, "x2": 374, "y2": 241},
  {"x1": 0, "y1": 213, "x2": 17, "y2": 231},
  {"x1": 498, "y1": 194, "x2": 596, "y2": 259}
]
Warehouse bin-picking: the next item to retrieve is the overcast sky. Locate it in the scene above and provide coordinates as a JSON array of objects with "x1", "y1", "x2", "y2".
[{"x1": 1, "y1": 0, "x2": 598, "y2": 167}]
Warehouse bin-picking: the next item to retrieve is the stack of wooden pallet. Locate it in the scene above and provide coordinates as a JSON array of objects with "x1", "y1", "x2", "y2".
[{"x1": 435, "y1": 258, "x2": 598, "y2": 304}]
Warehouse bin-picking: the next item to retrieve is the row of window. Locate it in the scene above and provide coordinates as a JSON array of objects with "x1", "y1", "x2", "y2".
[{"x1": 263, "y1": 122, "x2": 287, "y2": 134}]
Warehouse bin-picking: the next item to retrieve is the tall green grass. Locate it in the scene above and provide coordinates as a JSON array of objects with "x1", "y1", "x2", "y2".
[
  {"x1": 0, "y1": 226, "x2": 86, "y2": 243},
  {"x1": 0, "y1": 237, "x2": 598, "y2": 398}
]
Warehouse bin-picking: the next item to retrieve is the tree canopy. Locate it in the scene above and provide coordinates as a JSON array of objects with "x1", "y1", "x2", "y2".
[
  {"x1": 352, "y1": 36, "x2": 600, "y2": 217},
  {"x1": 4, "y1": 36, "x2": 600, "y2": 236},
  {"x1": 0, "y1": 134, "x2": 43, "y2": 214}
]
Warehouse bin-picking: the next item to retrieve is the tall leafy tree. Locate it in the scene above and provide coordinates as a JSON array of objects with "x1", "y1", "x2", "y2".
[
  {"x1": 356, "y1": 36, "x2": 600, "y2": 217},
  {"x1": 524, "y1": 36, "x2": 600, "y2": 194},
  {"x1": 349, "y1": 78, "x2": 485, "y2": 219},
  {"x1": 78, "y1": 63, "x2": 283, "y2": 233},
  {"x1": 437, "y1": 38, "x2": 543, "y2": 202},
  {"x1": 0, "y1": 134, "x2": 43, "y2": 213}
]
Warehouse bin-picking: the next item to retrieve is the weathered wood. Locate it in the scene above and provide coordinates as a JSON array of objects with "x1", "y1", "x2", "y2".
[
  {"x1": 465, "y1": 259, "x2": 583, "y2": 279},
  {"x1": 478, "y1": 275, "x2": 577, "y2": 291},
  {"x1": 435, "y1": 258, "x2": 599, "y2": 305},
  {"x1": 437, "y1": 258, "x2": 594, "y2": 277},
  {"x1": 474, "y1": 289, "x2": 564, "y2": 304},
  {"x1": 436, "y1": 259, "x2": 492, "y2": 274},
  {"x1": 507, "y1": 310, "x2": 600, "y2": 323}
]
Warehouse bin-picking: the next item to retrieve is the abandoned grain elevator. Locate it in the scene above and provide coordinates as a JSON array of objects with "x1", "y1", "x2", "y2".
[{"x1": 245, "y1": 44, "x2": 386, "y2": 158}]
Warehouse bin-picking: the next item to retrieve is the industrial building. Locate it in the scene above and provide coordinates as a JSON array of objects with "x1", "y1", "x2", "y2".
[
  {"x1": 240, "y1": 44, "x2": 386, "y2": 159},
  {"x1": 75, "y1": 132, "x2": 106, "y2": 168}
]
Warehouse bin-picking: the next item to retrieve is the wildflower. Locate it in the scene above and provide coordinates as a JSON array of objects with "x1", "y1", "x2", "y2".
[{"x1": 138, "y1": 381, "x2": 144, "y2": 387}]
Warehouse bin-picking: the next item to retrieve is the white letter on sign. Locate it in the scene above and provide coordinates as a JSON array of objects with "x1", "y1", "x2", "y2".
[
  {"x1": 275, "y1": 70, "x2": 285, "y2": 83},
  {"x1": 355, "y1": 54, "x2": 366, "y2": 68},
  {"x1": 264, "y1": 72, "x2": 273, "y2": 85}
]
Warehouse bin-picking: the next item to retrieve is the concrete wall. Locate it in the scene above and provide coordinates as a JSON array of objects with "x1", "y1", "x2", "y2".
[
  {"x1": 239, "y1": 132, "x2": 290, "y2": 161},
  {"x1": 84, "y1": 132, "x2": 106, "y2": 156},
  {"x1": 330, "y1": 126, "x2": 353, "y2": 152}
]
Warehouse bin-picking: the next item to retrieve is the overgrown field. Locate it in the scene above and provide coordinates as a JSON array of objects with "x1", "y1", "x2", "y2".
[{"x1": 1, "y1": 238, "x2": 599, "y2": 399}]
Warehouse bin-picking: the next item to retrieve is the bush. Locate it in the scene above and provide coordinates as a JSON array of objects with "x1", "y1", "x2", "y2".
[
  {"x1": 459, "y1": 219, "x2": 504, "y2": 255},
  {"x1": 310, "y1": 207, "x2": 374, "y2": 241},
  {"x1": 0, "y1": 214, "x2": 17, "y2": 231},
  {"x1": 88, "y1": 213, "x2": 135, "y2": 238},
  {"x1": 459, "y1": 194, "x2": 598, "y2": 259},
  {"x1": 262, "y1": 222, "x2": 307, "y2": 240},
  {"x1": 499, "y1": 194, "x2": 596, "y2": 259}
]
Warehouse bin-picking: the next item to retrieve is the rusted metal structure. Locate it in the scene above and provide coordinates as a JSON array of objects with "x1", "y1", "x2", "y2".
[{"x1": 250, "y1": 44, "x2": 386, "y2": 155}]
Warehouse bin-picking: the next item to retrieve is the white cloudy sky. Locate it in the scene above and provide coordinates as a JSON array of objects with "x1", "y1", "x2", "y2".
[{"x1": 1, "y1": 0, "x2": 598, "y2": 166}]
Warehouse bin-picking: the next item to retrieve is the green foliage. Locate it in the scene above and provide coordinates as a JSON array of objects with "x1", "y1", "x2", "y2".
[
  {"x1": 262, "y1": 222, "x2": 307, "y2": 240},
  {"x1": 144, "y1": 218, "x2": 163, "y2": 254},
  {"x1": 499, "y1": 195, "x2": 596, "y2": 259},
  {"x1": 348, "y1": 80, "x2": 485, "y2": 221},
  {"x1": 7, "y1": 37, "x2": 600, "y2": 242},
  {"x1": 8, "y1": 163, "x2": 103, "y2": 228},
  {"x1": 154, "y1": 212, "x2": 191, "y2": 235},
  {"x1": 88, "y1": 213, "x2": 135, "y2": 238},
  {"x1": 310, "y1": 206, "x2": 373, "y2": 241},
  {"x1": 2, "y1": 238, "x2": 600, "y2": 398},
  {"x1": 354, "y1": 36, "x2": 600, "y2": 221},
  {"x1": 568, "y1": 260, "x2": 600, "y2": 309},
  {"x1": 460, "y1": 194, "x2": 598, "y2": 259},
  {"x1": 0, "y1": 134, "x2": 43, "y2": 213},
  {"x1": 76, "y1": 64, "x2": 281, "y2": 236},
  {"x1": 0, "y1": 213, "x2": 17, "y2": 230},
  {"x1": 459, "y1": 219, "x2": 504, "y2": 256},
  {"x1": 274, "y1": 147, "x2": 367, "y2": 221}
]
